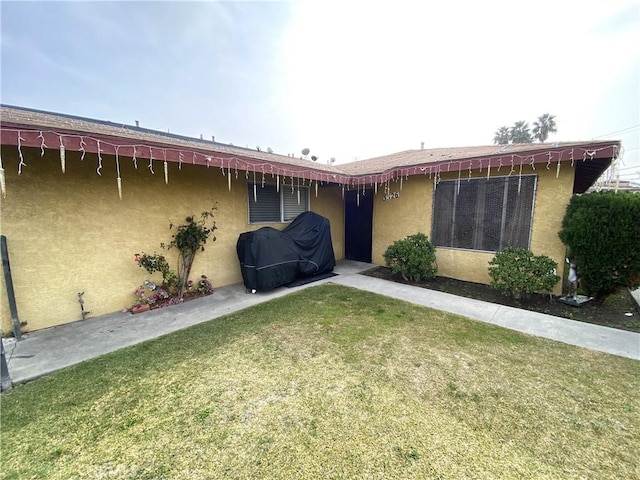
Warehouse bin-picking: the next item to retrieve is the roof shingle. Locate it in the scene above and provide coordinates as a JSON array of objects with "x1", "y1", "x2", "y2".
[{"x1": 1, "y1": 104, "x2": 620, "y2": 188}]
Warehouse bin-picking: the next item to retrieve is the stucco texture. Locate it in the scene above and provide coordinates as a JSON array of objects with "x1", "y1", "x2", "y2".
[
  {"x1": 371, "y1": 166, "x2": 574, "y2": 295},
  {"x1": 0, "y1": 146, "x2": 344, "y2": 333}
]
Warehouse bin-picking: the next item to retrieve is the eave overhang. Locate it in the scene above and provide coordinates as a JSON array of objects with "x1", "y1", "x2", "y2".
[{"x1": 0, "y1": 105, "x2": 621, "y2": 195}]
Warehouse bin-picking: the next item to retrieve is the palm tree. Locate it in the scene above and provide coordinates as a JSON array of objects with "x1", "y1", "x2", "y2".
[
  {"x1": 509, "y1": 121, "x2": 533, "y2": 144},
  {"x1": 533, "y1": 114, "x2": 557, "y2": 143},
  {"x1": 493, "y1": 126, "x2": 510, "y2": 145}
]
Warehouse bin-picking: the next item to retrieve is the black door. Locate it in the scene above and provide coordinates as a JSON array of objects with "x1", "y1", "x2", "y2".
[{"x1": 345, "y1": 188, "x2": 373, "y2": 262}]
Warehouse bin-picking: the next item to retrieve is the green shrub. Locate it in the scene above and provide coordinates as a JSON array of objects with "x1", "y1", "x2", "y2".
[
  {"x1": 488, "y1": 247, "x2": 560, "y2": 299},
  {"x1": 383, "y1": 233, "x2": 437, "y2": 281},
  {"x1": 558, "y1": 191, "x2": 640, "y2": 301},
  {"x1": 134, "y1": 252, "x2": 179, "y2": 291}
]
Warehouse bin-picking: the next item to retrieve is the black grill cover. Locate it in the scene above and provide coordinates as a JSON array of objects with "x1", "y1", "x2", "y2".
[{"x1": 236, "y1": 211, "x2": 336, "y2": 291}]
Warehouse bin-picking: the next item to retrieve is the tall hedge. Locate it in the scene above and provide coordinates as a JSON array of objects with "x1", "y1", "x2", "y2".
[{"x1": 558, "y1": 191, "x2": 640, "y2": 300}]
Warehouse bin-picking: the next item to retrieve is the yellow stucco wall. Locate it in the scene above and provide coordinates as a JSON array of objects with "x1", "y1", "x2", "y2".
[
  {"x1": 529, "y1": 166, "x2": 575, "y2": 283},
  {"x1": 0, "y1": 146, "x2": 344, "y2": 333},
  {"x1": 311, "y1": 185, "x2": 345, "y2": 259},
  {"x1": 371, "y1": 166, "x2": 575, "y2": 295},
  {"x1": 0, "y1": 142, "x2": 575, "y2": 333},
  {"x1": 372, "y1": 177, "x2": 433, "y2": 260}
]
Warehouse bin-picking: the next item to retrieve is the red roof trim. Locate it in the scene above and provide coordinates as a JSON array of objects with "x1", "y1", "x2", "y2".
[
  {"x1": 0, "y1": 121, "x2": 620, "y2": 188},
  {"x1": 0, "y1": 125, "x2": 351, "y2": 185}
]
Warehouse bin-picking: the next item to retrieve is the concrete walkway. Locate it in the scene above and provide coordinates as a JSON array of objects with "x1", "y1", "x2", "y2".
[{"x1": 3, "y1": 260, "x2": 638, "y2": 386}]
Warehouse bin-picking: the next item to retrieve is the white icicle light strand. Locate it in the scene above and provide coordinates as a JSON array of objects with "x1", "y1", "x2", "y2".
[
  {"x1": 0, "y1": 155, "x2": 5, "y2": 198},
  {"x1": 115, "y1": 153, "x2": 122, "y2": 200},
  {"x1": 0, "y1": 127, "x2": 619, "y2": 203},
  {"x1": 60, "y1": 145, "x2": 66, "y2": 173}
]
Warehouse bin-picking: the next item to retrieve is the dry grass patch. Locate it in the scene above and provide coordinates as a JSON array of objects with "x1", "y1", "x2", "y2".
[{"x1": 1, "y1": 284, "x2": 638, "y2": 479}]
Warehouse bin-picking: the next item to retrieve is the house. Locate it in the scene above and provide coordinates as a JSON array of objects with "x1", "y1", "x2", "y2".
[
  {"x1": 0, "y1": 105, "x2": 620, "y2": 333},
  {"x1": 588, "y1": 178, "x2": 640, "y2": 193}
]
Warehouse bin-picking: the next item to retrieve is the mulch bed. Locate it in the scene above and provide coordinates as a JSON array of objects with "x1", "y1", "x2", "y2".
[{"x1": 361, "y1": 266, "x2": 640, "y2": 332}]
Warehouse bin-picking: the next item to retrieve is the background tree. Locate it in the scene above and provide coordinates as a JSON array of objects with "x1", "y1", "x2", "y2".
[
  {"x1": 558, "y1": 191, "x2": 640, "y2": 302},
  {"x1": 509, "y1": 121, "x2": 533, "y2": 143},
  {"x1": 493, "y1": 126, "x2": 510, "y2": 145},
  {"x1": 533, "y1": 113, "x2": 557, "y2": 142},
  {"x1": 492, "y1": 114, "x2": 557, "y2": 144}
]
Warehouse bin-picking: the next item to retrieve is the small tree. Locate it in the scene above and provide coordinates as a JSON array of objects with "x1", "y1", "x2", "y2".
[
  {"x1": 558, "y1": 191, "x2": 640, "y2": 301},
  {"x1": 488, "y1": 247, "x2": 560, "y2": 299},
  {"x1": 383, "y1": 233, "x2": 437, "y2": 281},
  {"x1": 162, "y1": 206, "x2": 218, "y2": 298}
]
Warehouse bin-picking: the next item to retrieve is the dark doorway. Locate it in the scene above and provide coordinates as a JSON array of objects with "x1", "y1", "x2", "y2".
[{"x1": 345, "y1": 188, "x2": 373, "y2": 262}]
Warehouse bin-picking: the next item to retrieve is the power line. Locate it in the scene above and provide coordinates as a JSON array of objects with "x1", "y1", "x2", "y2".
[{"x1": 594, "y1": 124, "x2": 640, "y2": 139}]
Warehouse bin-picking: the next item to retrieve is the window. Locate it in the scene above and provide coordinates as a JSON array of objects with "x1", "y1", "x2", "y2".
[
  {"x1": 431, "y1": 175, "x2": 537, "y2": 252},
  {"x1": 247, "y1": 183, "x2": 310, "y2": 223}
]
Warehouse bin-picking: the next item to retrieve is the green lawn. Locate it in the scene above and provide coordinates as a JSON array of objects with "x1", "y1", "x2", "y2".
[{"x1": 1, "y1": 285, "x2": 638, "y2": 479}]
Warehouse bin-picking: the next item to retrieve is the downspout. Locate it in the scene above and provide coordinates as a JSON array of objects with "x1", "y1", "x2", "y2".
[{"x1": 1, "y1": 235, "x2": 22, "y2": 340}]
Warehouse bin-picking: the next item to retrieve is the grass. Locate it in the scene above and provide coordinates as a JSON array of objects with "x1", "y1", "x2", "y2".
[{"x1": 1, "y1": 284, "x2": 639, "y2": 479}]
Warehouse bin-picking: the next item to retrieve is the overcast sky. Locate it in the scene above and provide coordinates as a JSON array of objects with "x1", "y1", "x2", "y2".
[{"x1": 1, "y1": 0, "x2": 638, "y2": 181}]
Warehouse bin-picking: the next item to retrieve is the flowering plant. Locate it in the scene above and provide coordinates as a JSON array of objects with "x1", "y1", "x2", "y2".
[
  {"x1": 133, "y1": 286, "x2": 149, "y2": 307},
  {"x1": 128, "y1": 206, "x2": 217, "y2": 312},
  {"x1": 186, "y1": 275, "x2": 214, "y2": 296},
  {"x1": 147, "y1": 286, "x2": 170, "y2": 305},
  {"x1": 132, "y1": 280, "x2": 157, "y2": 306},
  {"x1": 130, "y1": 281, "x2": 183, "y2": 311}
]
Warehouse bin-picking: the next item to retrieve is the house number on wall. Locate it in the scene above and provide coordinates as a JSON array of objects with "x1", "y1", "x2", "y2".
[{"x1": 383, "y1": 192, "x2": 400, "y2": 201}]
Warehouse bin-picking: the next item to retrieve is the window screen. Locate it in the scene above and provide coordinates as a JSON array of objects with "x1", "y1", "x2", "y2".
[
  {"x1": 282, "y1": 186, "x2": 309, "y2": 221},
  {"x1": 247, "y1": 183, "x2": 310, "y2": 223},
  {"x1": 432, "y1": 175, "x2": 536, "y2": 252}
]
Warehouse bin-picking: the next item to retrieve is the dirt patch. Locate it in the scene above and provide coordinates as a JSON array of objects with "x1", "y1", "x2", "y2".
[{"x1": 361, "y1": 267, "x2": 640, "y2": 332}]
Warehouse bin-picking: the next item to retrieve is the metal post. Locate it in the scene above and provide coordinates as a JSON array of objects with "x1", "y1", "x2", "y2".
[
  {"x1": 1, "y1": 235, "x2": 22, "y2": 340},
  {"x1": 1, "y1": 337, "x2": 11, "y2": 392}
]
